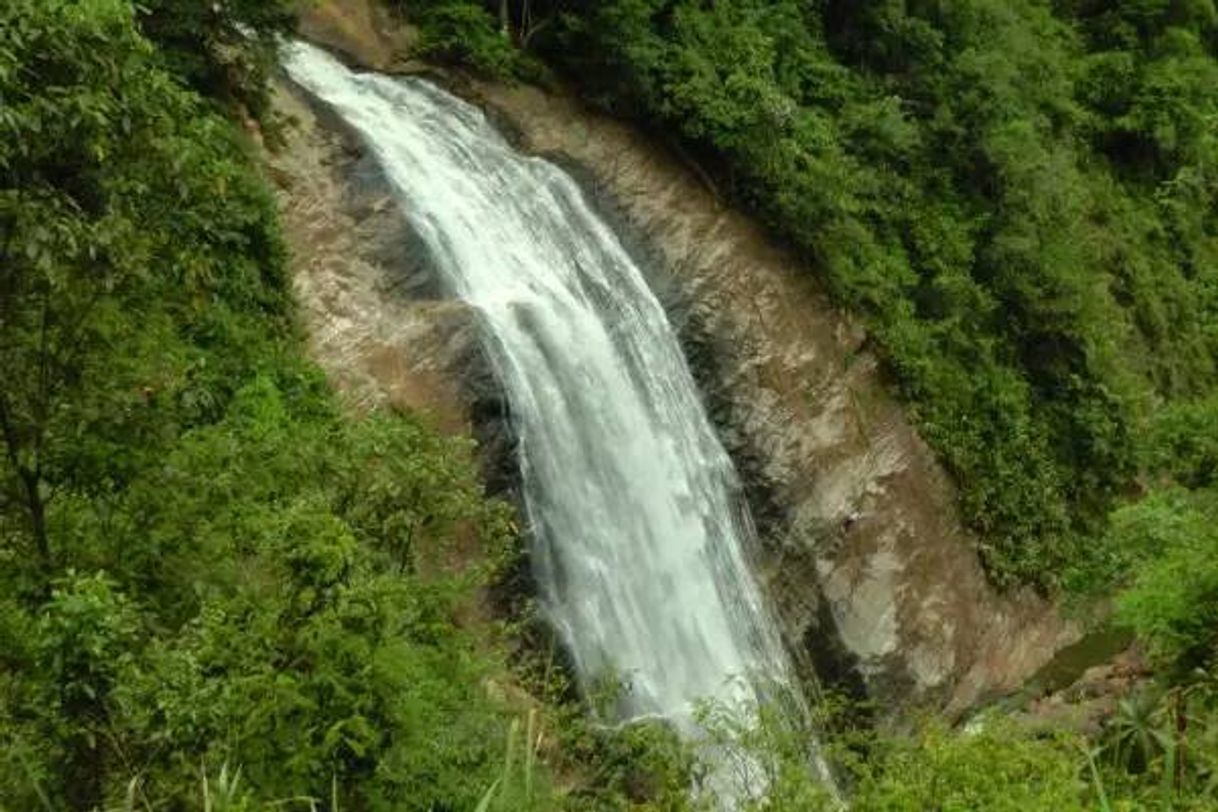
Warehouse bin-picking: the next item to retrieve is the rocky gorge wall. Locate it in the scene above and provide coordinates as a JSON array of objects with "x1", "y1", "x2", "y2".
[
  {"x1": 273, "y1": 0, "x2": 1079, "y2": 716},
  {"x1": 265, "y1": 74, "x2": 505, "y2": 434}
]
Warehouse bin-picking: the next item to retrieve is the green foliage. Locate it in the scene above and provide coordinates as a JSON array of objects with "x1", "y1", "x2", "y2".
[
  {"x1": 384, "y1": 0, "x2": 1218, "y2": 597},
  {"x1": 500, "y1": 631, "x2": 700, "y2": 810},
  {"x1": 0, "y1": 2, "x2": 557, "y2": 808},
  {"x1": 134, "y1": 0, "x2": 299, "y2": 119},
  {"x1": 85, "y1": 379, "x2": 525, "y2": 809},
  {"x1": 849, "y1": 718, "x2": 1089, "y2": 810},
  {"x1": 513, "y1": 0, "x2": 1218, "y2": 588},
  {"x1": 1, "y1": 0, "x2": 288, "y2": 597},
  {"x1": 560, "y1": 717, "x2": 696, "y2": 810},
  {"x1": 1105, "y1": 488, "x2": 1218, "y2": 673},
  {"x1": 689, "y1": 695, "x2": 1218, "y2": 809},
  {"x1": 687, "y1": 695, "x2": 1213, "y2": 811},
  {"x1": 394, "y1": 0, "x2": 538, "y2": 79},
  {"x1": 10, "y1": 0, "x2": 1218, "y2": 808},
  {"x1": 1093, "y1": 676, "x2": 1218, "y2": 811},
  {"x1": 1145, "y1": 395, "x2": 1218, "y2": 487},
  {"x1": 417, "y1": 1, "x2": 524, "y2": 77}
]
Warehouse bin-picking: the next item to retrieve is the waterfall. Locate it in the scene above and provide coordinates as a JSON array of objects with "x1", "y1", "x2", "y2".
[{"x1": 283, "y1": 41, "x2": 824, "y2": 798}]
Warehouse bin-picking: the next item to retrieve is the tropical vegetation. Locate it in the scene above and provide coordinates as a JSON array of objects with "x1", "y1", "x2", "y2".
[
  {"x1": 6, "y1": 0, "x2": 1218, "y2": 808},
  {"x1": 0, "y1": 0, "x2": 543, "y2": 807}
]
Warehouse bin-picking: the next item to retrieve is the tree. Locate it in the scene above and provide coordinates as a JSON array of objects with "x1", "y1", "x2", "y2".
[
  {"x1": 0, "y1": 0, "x2": 169, "y2": 590},
  {"x1": 134, "y1": 0, "x2": 298, "y2": 119}
]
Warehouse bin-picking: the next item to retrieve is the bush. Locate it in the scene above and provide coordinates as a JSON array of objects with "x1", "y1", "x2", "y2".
[
  {"x1": 417, "y1": 2, "x2": 523, "y2": 77},
  {"x1": 851, "y1": 718, "x2": 1088, "y2": 811},
  {"x1": 394, "y1": 0, "x2": 537, "y2": 79},
  {"x1": 1111, "y1": 488, "x2": 1218, "y2": 673},
  {"x1": 134, "y1": 0, "x2": 298, "y2": 119}
]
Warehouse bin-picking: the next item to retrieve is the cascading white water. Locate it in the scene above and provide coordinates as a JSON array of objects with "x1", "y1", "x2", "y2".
[{"x1": 283, "y1": 41, "x2": 822, "y2": 795}]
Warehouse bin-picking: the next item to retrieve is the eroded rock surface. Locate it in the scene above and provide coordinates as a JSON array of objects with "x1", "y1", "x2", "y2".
[
  {"x1": 266, "y1": 78, "x2": 490, "y2": 436},
  {"x1": 288, "y1": 0, "x2": 1079, "y2": 714},
  {"x1": 297, "y1": 0, "x2": 415, "y2": 72}
]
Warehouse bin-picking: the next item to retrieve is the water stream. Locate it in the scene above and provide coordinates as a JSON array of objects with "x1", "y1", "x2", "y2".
[{"x1": 283, "y1": 41, "x2": 821, "y2": 798}]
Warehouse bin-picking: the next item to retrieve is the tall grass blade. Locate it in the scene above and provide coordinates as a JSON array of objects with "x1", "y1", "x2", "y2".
[
  {"x1": 15, "y1": 744, "x2": 55, "y2": 812},
  {"x1": 475, "y1": 777, "x2": 502, "y2": 812},
  {"x1": 1084, "y1": 745, "x2": 1113, "y2": 812},
  {"x1": 525, "y1": 708, "x2": 537, "y2": 802}
]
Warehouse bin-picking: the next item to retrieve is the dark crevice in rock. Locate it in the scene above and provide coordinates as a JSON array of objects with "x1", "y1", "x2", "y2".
[{"x1": 806, "y1": 599, "x2": 869, "y2": 704}]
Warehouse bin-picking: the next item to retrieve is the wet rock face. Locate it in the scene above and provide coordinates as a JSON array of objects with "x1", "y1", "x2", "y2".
[
  {"x1": 289, "y1": 0, "x2": 1079, "y2": 715},
  {"x1": 266, "y1": 79, "x2": 496, "y2": 436}
]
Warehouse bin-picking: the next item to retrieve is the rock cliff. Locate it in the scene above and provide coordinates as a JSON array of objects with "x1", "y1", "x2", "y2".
[
  {"x1": 276, "y1": 0, "x2": 1078, "y2": 715},
  {"x1": 266, "y1": 76, "x2": 492, "y2": 436}
]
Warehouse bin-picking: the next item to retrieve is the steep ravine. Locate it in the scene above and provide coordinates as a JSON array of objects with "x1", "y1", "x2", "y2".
[{"x1": 274, "y1": 0, "x2": 1079, "y2": 717}]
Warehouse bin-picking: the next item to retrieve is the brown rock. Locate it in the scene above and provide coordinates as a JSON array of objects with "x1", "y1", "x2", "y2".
[
  {"x1": 266, "y1": 78, "x2": 485, "y2": 435},
  {"x1": 297, "y1": 0, "x2": 418, "y2": 72}
]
